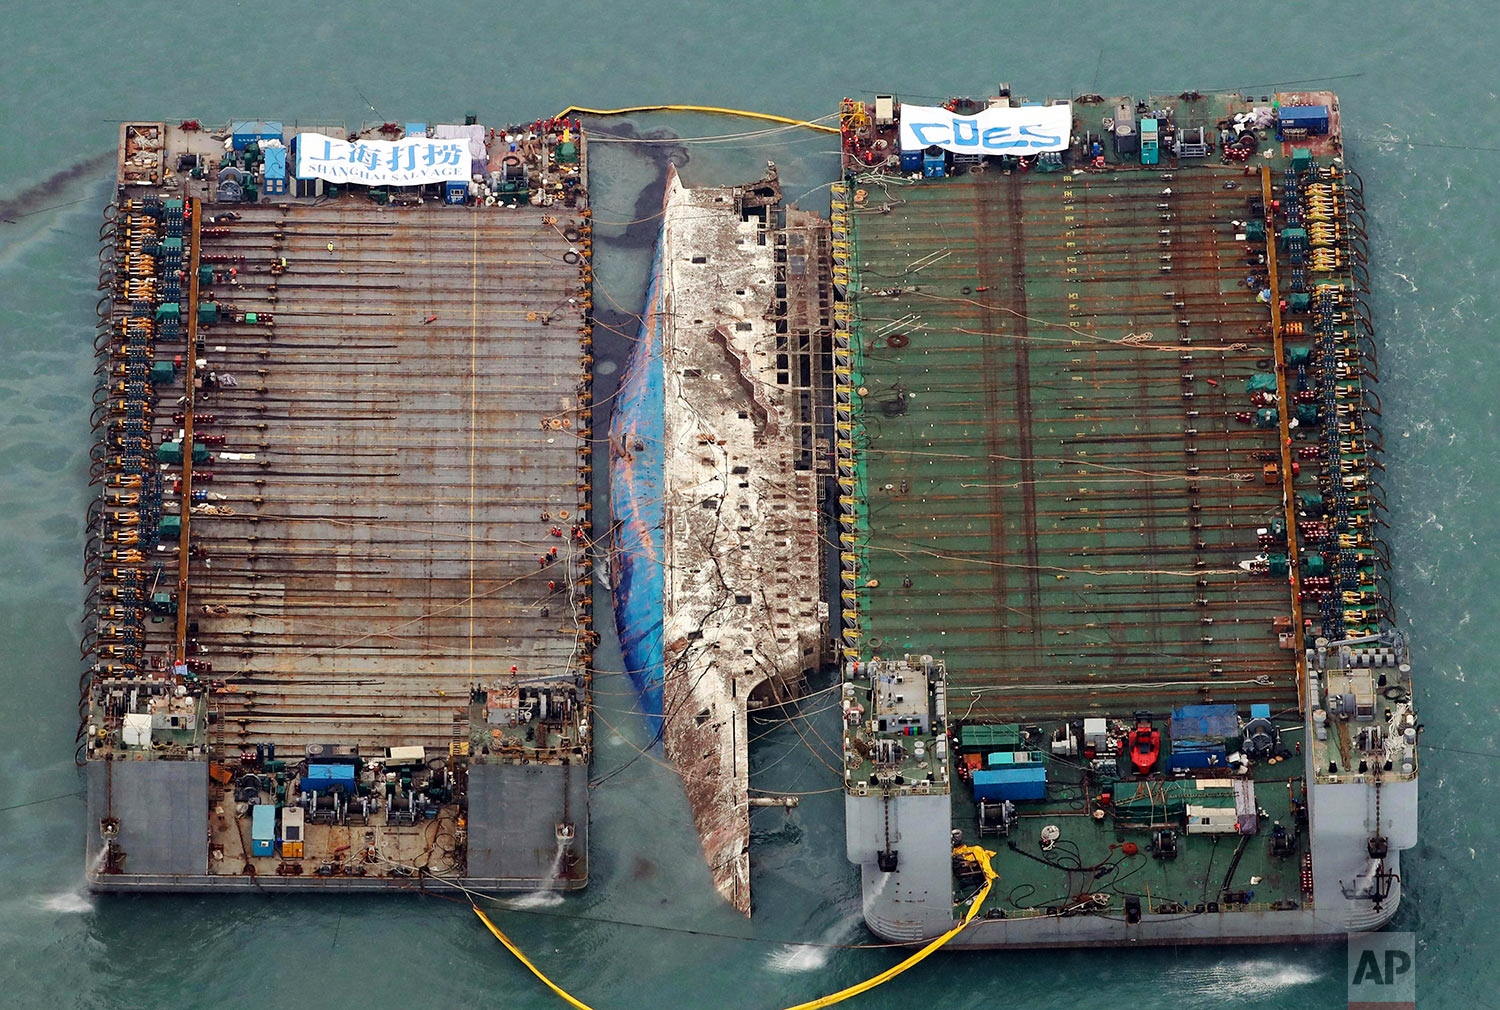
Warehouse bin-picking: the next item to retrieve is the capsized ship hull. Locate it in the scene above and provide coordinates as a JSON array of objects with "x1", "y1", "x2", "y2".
[{"x1": 609, "y1": 165, "x2": 830, "y2": 913}]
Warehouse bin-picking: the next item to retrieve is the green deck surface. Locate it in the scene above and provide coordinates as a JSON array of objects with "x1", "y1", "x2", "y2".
[
  {"x1": 837, "y1": 89, "x2": 1379, "y2": 928},
  {"x1": 954, "y1": 741, "x2": 1310, "y2": 918},
  {"x1": 848, "y1": 167, "x2": 1300, "y2": 723}
]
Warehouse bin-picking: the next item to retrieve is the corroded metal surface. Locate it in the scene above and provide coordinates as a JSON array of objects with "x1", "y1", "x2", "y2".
[
  {"x1": 85, "y1": 116, "x2": 596, "y2": 890},
  {"x1": 190, "y1": 202, "x2": 592, "y2": 749},
  {"x1": 613, "y1": 167, "x2": 830, "y2": 913}
]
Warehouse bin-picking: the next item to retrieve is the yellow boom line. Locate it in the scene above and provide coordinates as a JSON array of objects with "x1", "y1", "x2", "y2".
[
  {"x1": 472, "y1": 845, "x2": 997, "y2": 1010},
  {"x1": 554, "y1": 104, "x2": 839, "y2": 134}
]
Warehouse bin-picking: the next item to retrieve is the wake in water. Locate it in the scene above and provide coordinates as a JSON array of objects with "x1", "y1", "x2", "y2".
[
  {"x1": 764, "y1": 913, "x2": 862, "y2": 974},
  {"x1": 35, "y1": 847, "x2": 108, "y2": 913},
  {"x1": 38, "y1": 888, "x2": 92, "y2": 914},
  {"x1": 35, "y1": 855, "x2": 102, "y2": 915},
  {"x1": 1163, "y1": 958, "x2": 1322, "y2": 1001},
  {"x1": 36, "y1": 848, "x2": 108, "y2": 913}
]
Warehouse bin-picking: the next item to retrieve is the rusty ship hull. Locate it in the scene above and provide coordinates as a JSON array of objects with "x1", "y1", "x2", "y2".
[{"x1": 609, "y1": 165, "x2": 830, "y2": 913}]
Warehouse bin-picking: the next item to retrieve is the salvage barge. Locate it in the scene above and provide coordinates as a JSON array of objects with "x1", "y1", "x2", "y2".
[
  {"x1": 85, "y1": 117, "x2": 595, "y2": 890},
  {"x1": 835, "y1": 91, "x2": 1418, "y2": 945}
]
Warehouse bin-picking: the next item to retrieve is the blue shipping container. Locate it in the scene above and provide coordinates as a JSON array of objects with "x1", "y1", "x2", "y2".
[
  {"x1": 263, "y1": 147, "x2": 287, "y2": 181},
  {"x1": 251, "y1": 804, "x2": 276, "y2": 856},
  {"x1": 1168, "y1": 746, "x2": 1226, "y2": 771},
  {"x1": 972, "y1": 766, "x2": 1046, "y2": 802},
  {"x1": 303, "y1": 762, "x2": 356, "y2": 793},
  {"x1": 900, "y1": 149, "x2": 923, "y2": 172},
  {"x1": 230, "y1": 120, "x2": 284, "y2": 151},
  {"x1": 1278, "y1": 105, "x2": 1330, "y2": 135},
  {"x1": 987, "y1": 750, "x2": 1043, "y2": 767},
  {"x1": 263, "y1": 147, "x2": 287, "y2": 195}
]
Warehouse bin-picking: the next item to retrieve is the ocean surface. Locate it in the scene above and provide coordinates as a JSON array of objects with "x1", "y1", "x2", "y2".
[{"x1": 2, "y1": 2, "x2": 1496, "y2": 1007}]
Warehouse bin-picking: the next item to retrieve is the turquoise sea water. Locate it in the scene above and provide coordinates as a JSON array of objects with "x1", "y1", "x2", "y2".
[{"x1": 3, "y1": 2, "x2": 1497, "y2": 1007}]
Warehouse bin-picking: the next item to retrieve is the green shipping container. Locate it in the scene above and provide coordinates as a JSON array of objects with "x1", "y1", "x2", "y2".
[
  {"x1": 157, "y1": 441, "x2": 210, "y2": 464},
  {"x1": 960, "y1": 724, "x2": 1024, "y2": 753}
]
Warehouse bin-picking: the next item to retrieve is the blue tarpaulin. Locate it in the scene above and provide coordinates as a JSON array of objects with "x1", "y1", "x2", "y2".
[{"x1": 1170, "y1": 704, "x2": 1239, "y2": 744}]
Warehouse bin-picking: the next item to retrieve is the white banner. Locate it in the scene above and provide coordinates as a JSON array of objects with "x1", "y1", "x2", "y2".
[
  {"x1": 898, "y1": 103, "x2": 1072, "y2": 154},
  {"x1": 295, "y1": 132, "x2": 473, "y2": 186}
]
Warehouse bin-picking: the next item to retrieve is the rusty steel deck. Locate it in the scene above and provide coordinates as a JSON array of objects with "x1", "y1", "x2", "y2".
[{"x1": 190, "y1": 203, "x2": 591, "y2": 751}]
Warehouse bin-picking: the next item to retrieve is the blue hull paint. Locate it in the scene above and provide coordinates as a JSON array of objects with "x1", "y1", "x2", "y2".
[{"x1": 607, "y1": 186, "x2": 669, "y2": 726}]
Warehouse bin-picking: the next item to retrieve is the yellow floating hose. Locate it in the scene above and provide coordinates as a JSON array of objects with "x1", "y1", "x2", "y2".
[
  {"x1": 553, "y1": 104, "x2": 838, "y2": 134},
  {"x1": 473, "y1": 905, "x2": 599, "y2": 1010},
  {"x1": 473, "y1": 845, "x2": 997, "y2": 1010}
]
